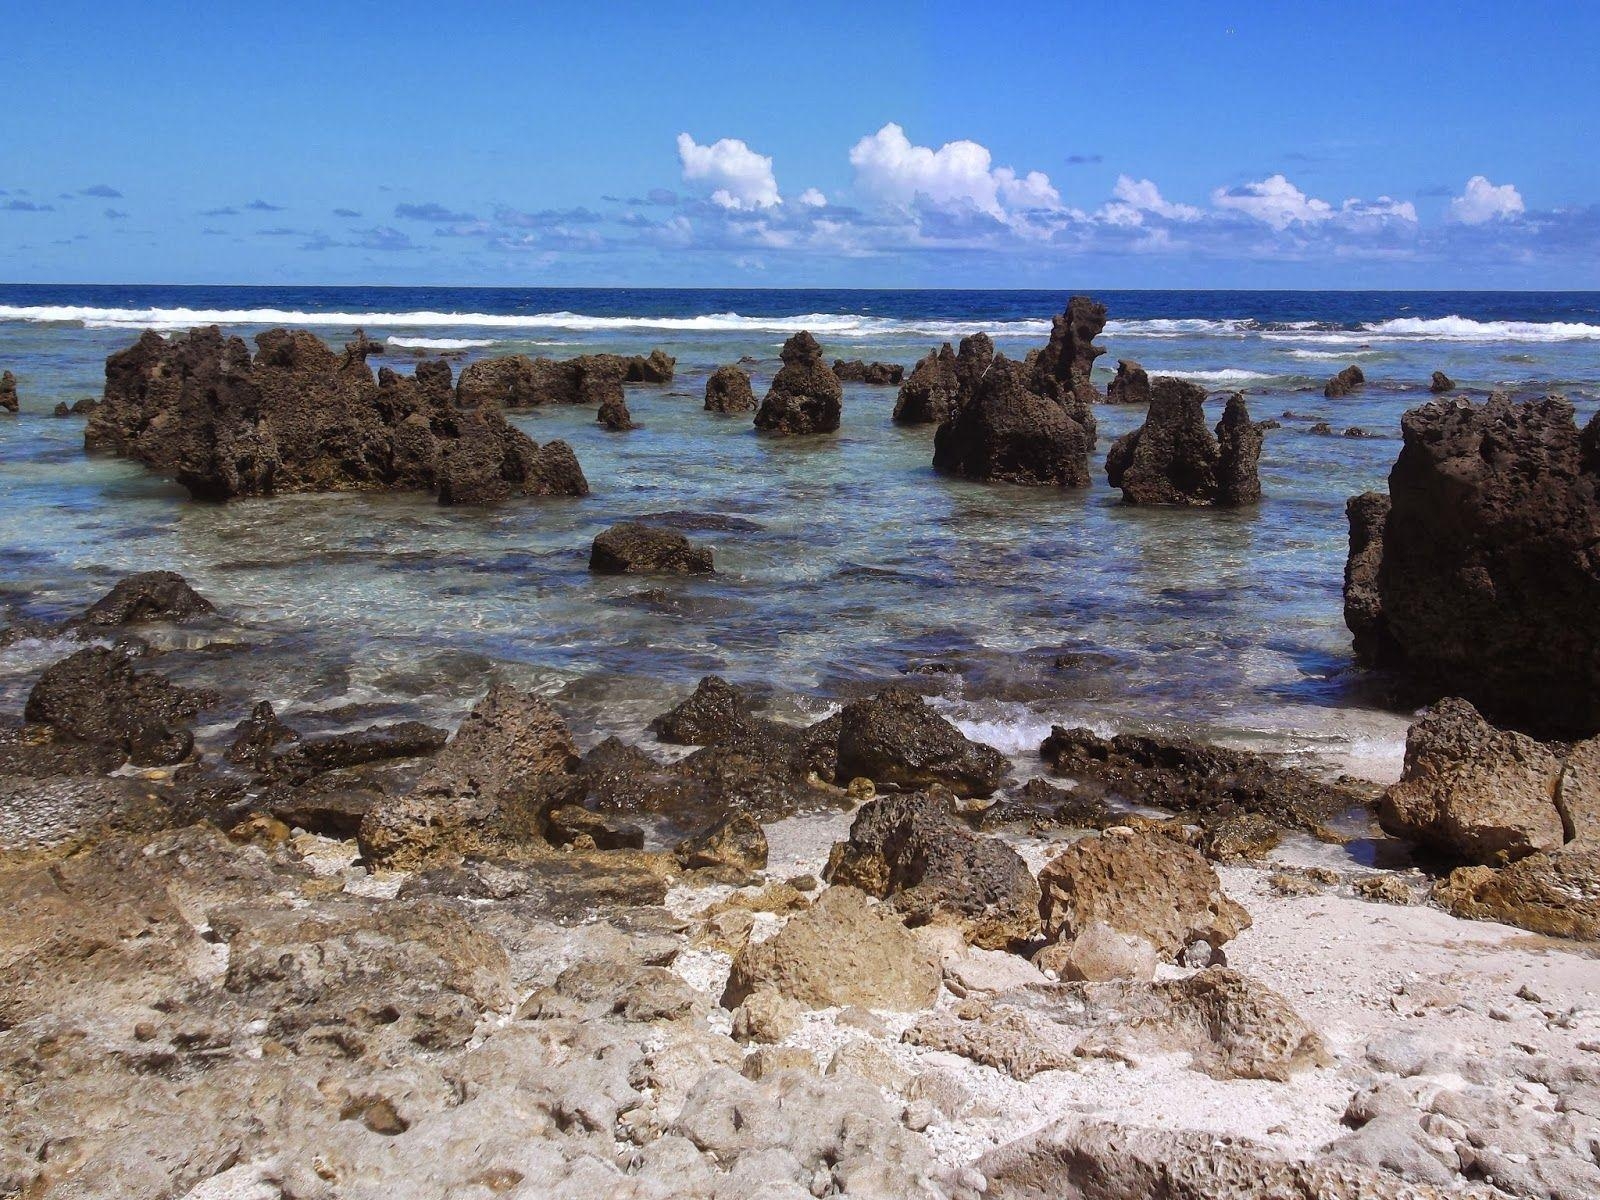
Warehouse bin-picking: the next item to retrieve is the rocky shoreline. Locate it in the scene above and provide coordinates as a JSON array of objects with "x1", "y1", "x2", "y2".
[
  {"x1": 1, "y1": 566, "x2": 1598, "y2": 1198},
  {"x1": 3, "y1": 299, "x2": 1600, "y2": 1198}
]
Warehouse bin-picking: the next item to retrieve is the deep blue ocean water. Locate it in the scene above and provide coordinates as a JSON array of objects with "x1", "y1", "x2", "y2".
[{"x1": 3, "y1": 286, "x2": 1598, "y2": 783}]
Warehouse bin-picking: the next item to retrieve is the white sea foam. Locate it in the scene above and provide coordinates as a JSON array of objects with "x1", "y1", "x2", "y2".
[
  {"x1": 1281, "y1": 348, "x2": 1386, "y2": 360},
  {"x1": 0, "y1": 304, "x2": 1051, "y2": 339},
  {"x1": 3, "y1": 303, "x2": 1594, "y2": 345},
  {"x1": 1171, "y1": 368, "x2": 1285, "y2": 384},
  {"x1": 385, "y1": 336, "x2": 498, "y2": 350}
]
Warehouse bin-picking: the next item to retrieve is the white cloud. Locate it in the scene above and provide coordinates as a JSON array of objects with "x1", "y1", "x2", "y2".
[
  {"x1": 676, "y1": 133, "x2": 780, "y2": 210},
  {"x1": 1212, "y1": 174, "x2": 1333, "y2": 229},
  {"x1": 1100, "y1": 175, "x2": 1202, "y2": 226},
  {"x1": 796, "y1": 187, "x2": 827, "y2": 208},
  {"x1": 848, "y1": 123, "x2": 1060, "y2": 220},
  {"x1": 1338, "y1": 196, "x2": 1418, "y2": 226},
  {"x1": 1449, "y1": 175, "x2": 1524, "y2": 224}
]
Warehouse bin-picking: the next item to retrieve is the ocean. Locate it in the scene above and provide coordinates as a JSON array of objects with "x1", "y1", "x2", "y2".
[{"x1": 3, "y1": 286, "x2": 1599, "y2": 788}]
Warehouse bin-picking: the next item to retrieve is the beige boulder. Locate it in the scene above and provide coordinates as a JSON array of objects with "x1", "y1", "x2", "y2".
[
  {"x1": 1037, "y1": 830, "x2": 1249, "y2": 961},
  {"x1": 1435, "y1": 846, "x2": 1600, "y2": 939},
  {"x1": 1034, "y1": 920, "x2": 1157, "y2": 982},
  {"x1": 358, "y1": 682, "x2": 580, "y2": 869},
  {"x1": 1380, "y1": 698, "x2": 1565, "y2": 864},
  {"x1": 722, "y1": 886, "x2": 941, "y2": 1011}
]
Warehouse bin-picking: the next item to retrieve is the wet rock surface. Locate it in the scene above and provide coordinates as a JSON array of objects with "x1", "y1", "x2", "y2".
[
  {"x1": 1343, "y1": 393, "x2": 1600, "y2": 736},
  {"x1": 456, "y1": 348, "x2": 674, "y2": 408},
  {"x1": 0, "y1": 369, "x2": 16, "y2": 413},
  {"x1": 590, "y1": 521, "x2": 715, "y2": 575},
  {"x1": 1324, "y1": 364, "x2": 1366, "y2": 398},
  {"x1": 24, "y1": 645, "x2": 212, "y2": 767},
  {"x1": 1430, "y1": 370, "x2": 1455, "y2": 393},
  {"x1": 753, "y1": 331, "x2": 843, "y2": 435},
  {"x1": 833, "y1": 686, "x2": 1009, "y2": 797},
  {"x1": 1039, "y1": 724, "x2": 1368, "y2": 838},
  {"x1": 88, "y1": 327, "x2": 589, "y2": 504}
]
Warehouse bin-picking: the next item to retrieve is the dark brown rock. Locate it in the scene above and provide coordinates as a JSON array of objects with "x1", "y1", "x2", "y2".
[
  {"x1": 1105, "y1": 377, "x2": 1219, "y2": 504},
  {"x1": 753, "y1": 332, "x2": 842, "y2": 435},
  {"x1": 73, "y1": 571, "x2": 215, "y2": 628},
  {"x1": 932, "y1": 356, "x2": 1094, "y2": 487},
  {"x1": 1039, "y1": 725, "x2": 1366, "y2": 835},
  {"x1": 833, "y1": 687, "x2": 1009, "y2": 797},
  {"x1": 1324, "y1": 364, "x2": 1366, "y2": 399},
  {"x1": 1430, "y1": 370, "x2": 1455, "y2": 393},
  {"x1": 1030, "y1": 295, "x2": 1107, "y2": 408},
  {"x1": 24, "y1": 646, "x2": 211, "y2": 767},
  {"x1": 1105, "y1": 360, "x2": 1151, "y2": 405},
  {"x1": 823, "y1": 792, "x2": 1040, "y2": 948},
  {"x1": 261, "y1": 721, "x2": 449, "y2": 786},
  {"x1": 704, "y1": 365, "x2": 756, "y2": 413},
  {"x1": 87, "y1": 327, "x2": 588, "y2": 505},
  {"x1": 0, "y1": 370, "x2": 17, "y2": 414},
  {"x1": 224, "y1": 701, "x2": 300, "y2": 769},
  {"x1": 589, "y1": 522, "x2": 714, "y2": 575},
  {"x1": 894, "y1": 335, "x2": 992, "y2": 425},
  {"x1": 1342, "y1": 394, "x2": 1600, "y2": 736},
  {"x1": 546, "y1": 803, "x2": 646, "y2": 851},
  {"x1": 1214, "y1": 393, "x2": 1267, "y2": 506},
  {"x1": 832, "y1": 360, "x2": 904, "y2": 385},
  {"x1": 456, "y1": 350, "x2": 673, "y2": 409}
]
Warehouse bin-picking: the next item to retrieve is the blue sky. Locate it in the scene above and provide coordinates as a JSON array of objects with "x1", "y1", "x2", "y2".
[{"x1": 3, "y1": 0, "x2": 1597, "y2": 288}]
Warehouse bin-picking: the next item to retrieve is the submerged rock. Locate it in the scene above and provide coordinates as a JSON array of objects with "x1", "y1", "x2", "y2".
[
  {"x1": 832, "y1": 359, "x2": 904, "y2": 385},
  {"x1": 932, "y1": 355, "x2": 1095, "y2": 486},
  {"x1": 1325, "y1": 364, "x2": 1366, "y2": 398},
  {"x1": 1035, "y1": 830, "x2": 1250, "y2": 961},
  {"x1": 24, "y1": 646, "x2": 211, "y2": 767},
  {"x1": 88, "y1": 327, "x2": 589, "y2": 504},
  {"x1": 593, "y1": 379, "x2": 638, "y2": 431},
  {"x1": 1105, "y1": 359, "x2": 1151, "y2": 405},
  {"x1": 0, "y1": 369, "x2": 17, "y2": 413},
  {"x1": 1105, "y1": 380, "x2": 1264, "y2": 505},
  {"x1": 1430, "y1": 370, "x2": 1455, "y2": 393},
  {"x1": 72, "y1": 570, "x2": 214, "y2": 627},
  {"x1": 589, "y1": 522, "x2": 714, "y2": 575},
  {"x1": 52, "y1": 397, "x2": 99, "y2": 418},
  {"x1": 832, "y1": 687, "x2": 1009, "y2": 797},
  {"x1": 1342, "y1": 394, "x2": 1600, "y2": 736},
  {"x1": 675, "y1": 811, "x2": 768, "y2": 873},
  {"x1": 753, "y1": 331, "x2": 842, "y2": 434},
  {"x1": 823, "y1": 792, "x2": 1040, "y2": 949},
  {"x1": 704, "y1": 364, "x2": 756, "y2": 412}
]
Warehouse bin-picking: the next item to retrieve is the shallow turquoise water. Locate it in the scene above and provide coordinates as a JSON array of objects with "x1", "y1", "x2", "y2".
[{"x1": 2, "y1": 288, "x2": 1597, "y2": 780}]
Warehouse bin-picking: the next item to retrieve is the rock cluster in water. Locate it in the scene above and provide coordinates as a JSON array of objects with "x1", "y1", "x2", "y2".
[
  {"x1": 753, "y1": 331, "x2": 843, "y2": 434},
  {"x1": 87, "y1": 327, "x2": 589, "y2": 504},
  {"x1": 455, "y1": 348, "x2": 674, "y2": 408},
  {"x1": 589, "y1": 522, "x2": 714, "y2": 575},
  {"x1": 1105, "y1": 381, "x2": 1266, "y2": 505},
  {"x1": 1344, "y1": 393, "x2": 1600, "y2": 736}
]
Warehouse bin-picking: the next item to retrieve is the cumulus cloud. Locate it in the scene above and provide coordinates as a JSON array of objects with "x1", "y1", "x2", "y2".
[
  {"x1": 796, "y1": 188, "x2": 828, "y2": 208},
  {"x1": 1212, "y1": 174, "x2": 1333, "y2": 229},
  {"x1": 1449, "y1": 175, "x2": 1525, "y2": 224},
  {"x1": 848, "y1": 123, "x2": 1060, "y2": 221},
  {"x1": 676, "y1": 133, "x2": 780, "y2": 210},
  {"x1": 1100, "y1": 175, "x2": 1202, "y2": 225}
]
